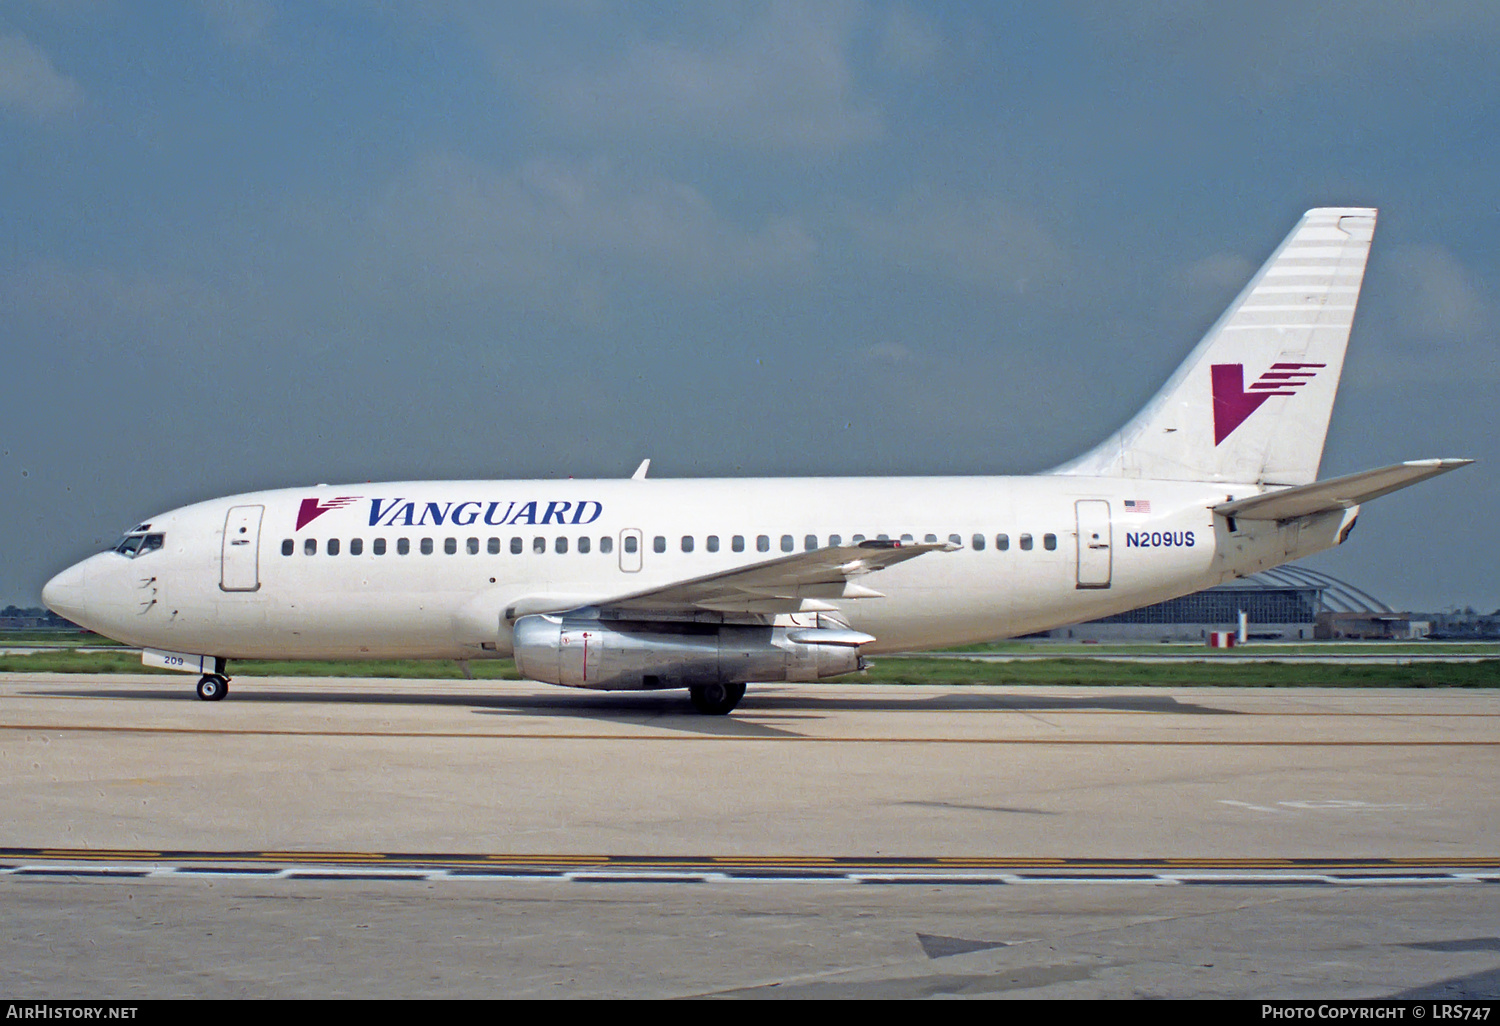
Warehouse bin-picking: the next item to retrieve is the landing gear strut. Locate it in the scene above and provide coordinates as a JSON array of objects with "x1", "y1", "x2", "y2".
[{"x1": 688, "y1": 682, "x2": 745, "y2": 715}]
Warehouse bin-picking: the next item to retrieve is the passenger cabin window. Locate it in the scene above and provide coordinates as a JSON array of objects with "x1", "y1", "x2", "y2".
[
  {"x1": 972, "y1": 533, "x2": 986, "y2": 551},
  {"x1": 1044, "y1": 533, "x2": 1057, "y2": 551},
  {"x1": 487, "y1": 538, "x2": 500, "y2": 554},
  {"x1": 781, "y1": 535, "x2": 794, "y2": 553},
  {"x1": 600, "y1": 536, "x2": 613, "y2": 554},
  {"x1": 511, "y1": 537, "x2": 523, "y2": 555},
  {"x1": 732, "y1": 535, "x2": 745, "y2": 552},
  {"x1": 327, "y1": 538, "x2": 340, "y2": 556},
  {"x1": 373, "y1": 538, "x2": 386, "y2": 556},
  {"x1": 829, "y1": 534, "x2": 842, "y2": 546},
  {"x1": 533, "y1": 537, "x2": 545, "y2": 555},
  {"x1": 707, "y1": 535, "x2": 719, "y2": 553},
  {"x1": 624, "y1": 535, "x2": 638, "y2": 554},
  {"x1": 579, "y1": 536, "x2": 591, "y2": 554},
  {"x1": 852, "y1": 534, "x2": 865, "y2": 543},
  {"x1": 805, "y1": 534, "x2": 817, "y2": 551},
  {"x1": 421, "y1": 538, "x2": 434, "y2": 555},
  {"x1": 556, "y1": 537, "x2": 568, "y2": 554},
  {"x1": 653, "y1": 536, "x2": 666, "y2": 554},
  {"x1": 681, "y1": 536, "x2": 694, "y2": 553},
  {"x1": 397, "y1": 538, "x2": 410, "y2": 555},
  {"x1": 996, "y1": 534, "x2": 1009, "y2": 551},
  {"x1": 924, "y1": 534, "x2": 937, "y2": 544},
  {"x1": 949, "y1": 533, "x2": 962, "y2": 546},
  {"x1": 757, "y1": 535, "x2": 770, "y2": 553},
  {"x1": 467, "y1": 538, "x2": 479, "y2": 555},
  {"x1": 282, "y1": 539, "x2": 294, "y2": 556},
  {"x1": 1020, "y1": 533, "x2": 1033, "y2": 551},
  {"x1": 305, "y1": 538, "x2": 317, "y2": 556},
  {"x1": 901, "y1": 534, "x2": 914, "y2": 545},
  {"x1": 350, "y1": 538, "x2": 363, "y2": 556}
]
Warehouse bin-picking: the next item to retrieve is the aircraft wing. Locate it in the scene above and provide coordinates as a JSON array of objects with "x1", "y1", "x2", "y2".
[
  {"x1": 1214, "y1": 459, "x2": 1473, "y2": 521},
  {"x1": 590, "y1": 539, "x2": 959, "y2": 615}
]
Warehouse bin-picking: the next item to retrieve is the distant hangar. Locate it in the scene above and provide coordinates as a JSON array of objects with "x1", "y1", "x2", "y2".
[{"x1": 1041, "y1": 567, "x2": 1429, "y2": 642}]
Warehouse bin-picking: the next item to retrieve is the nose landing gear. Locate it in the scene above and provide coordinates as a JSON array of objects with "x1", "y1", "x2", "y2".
[{"x1": 195, "y1": 657, "x2": 231, "y2": 701}]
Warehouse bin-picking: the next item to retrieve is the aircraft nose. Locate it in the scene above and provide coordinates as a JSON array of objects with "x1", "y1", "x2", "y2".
[{"x1": 42, "y1": 561, "x2": 89, "y2": 623}]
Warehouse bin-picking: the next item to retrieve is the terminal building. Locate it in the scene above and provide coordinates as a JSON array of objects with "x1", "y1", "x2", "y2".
[{"x1": 1039, "y1": 566, "x2": 1428, "y2": 642}]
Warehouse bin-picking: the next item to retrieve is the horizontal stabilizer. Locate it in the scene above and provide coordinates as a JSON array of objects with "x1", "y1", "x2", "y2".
[{"x1": 1214, "y1": 459, "x2": 1473, "y2": 521}]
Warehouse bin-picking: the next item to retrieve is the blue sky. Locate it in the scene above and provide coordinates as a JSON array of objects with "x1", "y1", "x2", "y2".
[{"x1": 3, "y1": 2, "x2": 1496, "y2": 611}]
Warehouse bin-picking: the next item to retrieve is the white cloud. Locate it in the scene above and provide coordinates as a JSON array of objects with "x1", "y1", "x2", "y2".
[
  {"x1": 1077, "y1": 1, "x2": 1500, "y2": 92},
  {"x1": 198, "y1": 0, "x2": 276, "y2": 49},
  {"x1": 537, "y1": 1, "x2": 883, "y2": 155},
  {"x1": 0, "y1": 33, "x2": 84, "y2": 121},
  {"x1": 0, "y1": 261, "x2": 230, "y2": 358},
  {"x1": 865, "y1": 340, "x2": 918, "y2": 364},
  {"x1": 1176, "y1": 252, "x2": 1256, "y2": 292},
  {"x1": 878, "y1": 4, "x2": 942, "y2": 72},
  {"x1": 364, "y1": 154, "x2": 817, "y2": 314},
  {"x1": 1388, "y1": 243, "x2": 1490, "y2": 338},
  {"x1": 846, "y1": 189, "x2": 1066, "y2": 288},
  {"x1": 1344, "y1": 243, "x2": 1497, "y2": 388}
]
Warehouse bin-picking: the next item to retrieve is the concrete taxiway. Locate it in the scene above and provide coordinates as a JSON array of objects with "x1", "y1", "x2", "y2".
[{"x1": 2, "y1": 672, "x2": 1498, "y2": 998}]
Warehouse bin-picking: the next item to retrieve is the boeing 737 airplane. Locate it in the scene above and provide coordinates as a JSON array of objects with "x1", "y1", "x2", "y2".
[{"x1": 42, "y1": 207, "x2": 1470, "y2": 713}]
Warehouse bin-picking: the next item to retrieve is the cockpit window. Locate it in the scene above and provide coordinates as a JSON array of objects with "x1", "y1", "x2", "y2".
[{"x1": 113, "y1": 532, "x2": 164, "y2": 557}]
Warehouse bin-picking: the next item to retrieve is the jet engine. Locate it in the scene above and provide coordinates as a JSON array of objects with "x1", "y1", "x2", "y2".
[{"x1": 512, "y1": 614, "x2": 872, "y2": 691}]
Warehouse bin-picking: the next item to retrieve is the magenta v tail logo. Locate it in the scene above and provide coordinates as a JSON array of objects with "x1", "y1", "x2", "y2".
[
  {"x1": 1211, "y1": 363, "x2": 1325, "y2": 445},
  {"x1": 296, "y1": 496, "x2": 360, "y2": 531}
]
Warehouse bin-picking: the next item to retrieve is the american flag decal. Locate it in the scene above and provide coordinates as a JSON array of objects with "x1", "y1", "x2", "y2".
[{"x1": 1124, "y1": 499, "x2": 1151, "y2": 513}]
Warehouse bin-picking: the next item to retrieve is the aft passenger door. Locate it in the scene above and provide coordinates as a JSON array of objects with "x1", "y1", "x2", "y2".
[
  {"x1": 221, "y1": 505, "x2": 264, "y2": 592},
  {"x1": 1075, "y1": 500, "x2": 1112, "y2": 589}
]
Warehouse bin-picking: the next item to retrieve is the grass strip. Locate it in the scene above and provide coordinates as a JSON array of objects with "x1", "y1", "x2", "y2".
[
  {"x1": 2, "y1": 651, "x2": 1497, "y2": 687},
  {"x1": 846, "y1": 657, "x2": 1500, "y2": 688}
]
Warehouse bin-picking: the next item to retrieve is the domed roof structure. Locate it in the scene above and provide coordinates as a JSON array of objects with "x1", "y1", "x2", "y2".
[
  {"x1": 1070, "y1": 563, "x2": 1393, "y2": 639},
  {"x1": 1230, "y1": 566, "x2": 1392, "y2": 614}
]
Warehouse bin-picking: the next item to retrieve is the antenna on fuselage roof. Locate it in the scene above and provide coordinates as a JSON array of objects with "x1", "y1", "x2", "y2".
[{"x1": 631, "y1": 459, "x2": 650, "y2": 480}]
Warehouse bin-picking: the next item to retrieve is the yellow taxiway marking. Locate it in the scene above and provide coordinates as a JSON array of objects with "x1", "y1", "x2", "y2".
[
  {"x1": 1, "y1": 723, "x2": 1497, "y2": 745},
  {"x1": 7, "y1": 847, "x2": 1500, "y2": 871}
]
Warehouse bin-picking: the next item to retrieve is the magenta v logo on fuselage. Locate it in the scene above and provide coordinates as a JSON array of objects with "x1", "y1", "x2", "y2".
[
  {"x1": 1210, "y1": 363, "x2": 1325, "y2": 445},
  {"x1": 296, "y1": 496, "x2": 361, "y2": 531}
]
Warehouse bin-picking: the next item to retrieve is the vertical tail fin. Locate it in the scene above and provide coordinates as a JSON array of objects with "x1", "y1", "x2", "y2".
[{"x1": 1053, "y1": 207, "x2": 1376, "y2": 485}]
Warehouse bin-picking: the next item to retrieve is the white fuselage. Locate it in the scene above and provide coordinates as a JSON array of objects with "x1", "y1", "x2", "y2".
[{"x1": 43, "y1": 475, "x2": 1355, "y2": 666}]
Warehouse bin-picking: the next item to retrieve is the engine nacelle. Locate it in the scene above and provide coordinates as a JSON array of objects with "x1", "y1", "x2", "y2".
[{"x1": 512, "y1": 615, "x2": 873, "y2": 691}]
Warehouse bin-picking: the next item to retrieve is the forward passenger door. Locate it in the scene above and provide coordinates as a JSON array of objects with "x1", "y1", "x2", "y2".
[{"x1": 221, "y1": 505, "x2": 265, "y2": 592}]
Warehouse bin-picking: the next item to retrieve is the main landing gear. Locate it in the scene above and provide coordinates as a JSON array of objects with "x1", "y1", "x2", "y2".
[
  {"x1": 196, "y1": 658, "x2": 230, "y2": 701},
  {"x1": 689, "y1": 682, "x2": 746, "y2": 715}
]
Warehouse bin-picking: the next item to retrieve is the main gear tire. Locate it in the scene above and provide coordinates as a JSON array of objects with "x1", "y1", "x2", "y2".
[{"x1": 688, "y1": 682, "x2": 745, "y2": 715}]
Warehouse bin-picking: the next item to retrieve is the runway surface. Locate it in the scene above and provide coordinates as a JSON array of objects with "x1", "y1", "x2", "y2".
[{"x1": 3, "y1": 672, "x2": 1498, "y2": 998}]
